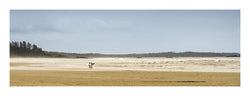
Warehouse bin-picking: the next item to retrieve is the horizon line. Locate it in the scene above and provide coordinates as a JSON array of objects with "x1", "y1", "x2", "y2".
[{"x1": 45, "y1": 50, "x2": 240, "y2": 55}]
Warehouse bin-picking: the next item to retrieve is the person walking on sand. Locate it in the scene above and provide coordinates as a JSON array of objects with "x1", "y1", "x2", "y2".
[
  {"x1": 88, "y1": 62, "x2": 95, "y2": 69},
  {"x1": 88, "y1": 62, "x2": 92, "y2": 69}
]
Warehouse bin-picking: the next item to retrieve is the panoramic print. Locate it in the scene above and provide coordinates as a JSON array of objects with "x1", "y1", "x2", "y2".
[{"x1": 10, "y1": 10, "x2": 240, "y2": 86}]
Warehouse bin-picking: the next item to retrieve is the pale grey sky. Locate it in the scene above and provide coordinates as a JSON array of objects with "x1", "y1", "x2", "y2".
[{"x1": 10, "y1": 10, "x2": 240, "y2": 54}]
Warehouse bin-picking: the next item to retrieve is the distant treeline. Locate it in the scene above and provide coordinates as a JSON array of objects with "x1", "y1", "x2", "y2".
[
  {"x1": 58, "y1": 52, "x2": 240, "y2": 58},
  {"x1": 10, "y1": 41, "x2": 240, "y2": 58},
  {"x1": 10, "y1": 41, "x2": 66, "y2": 57},
  {"x1": 10, "y1": 41, "x2": 46, "y2": 57}
]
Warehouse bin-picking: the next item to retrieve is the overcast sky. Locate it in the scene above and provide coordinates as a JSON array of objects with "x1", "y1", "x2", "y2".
[{"x1": 10, "y1": 10, "x2": 240, "y2": 54}]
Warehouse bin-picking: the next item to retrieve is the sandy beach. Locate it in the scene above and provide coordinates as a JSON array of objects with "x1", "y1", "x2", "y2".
[{"x1": 10, "y1": 57, "x2": 240, "y2": 86}]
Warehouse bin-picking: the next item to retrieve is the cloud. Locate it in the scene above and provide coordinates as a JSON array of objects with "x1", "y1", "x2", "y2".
[
  {"x1": 10, "y1": 14, "x2": 134, "y2": 35},
  {"x1": 10, "y1": 10, "x2": 240, "y2": 54}
]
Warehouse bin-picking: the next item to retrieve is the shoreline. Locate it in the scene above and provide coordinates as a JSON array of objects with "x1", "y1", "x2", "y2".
[{"x1": 10, "y1": 69, "x2": 241, "y2": 73}]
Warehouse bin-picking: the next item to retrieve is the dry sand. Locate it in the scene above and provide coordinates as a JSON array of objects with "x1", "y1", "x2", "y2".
[
  {"x1": 10, "y1": 57, "x2": 240, "y2": 86},
  {"x1": 10, "y1": 57, "x2": 240, "y2": 72}
]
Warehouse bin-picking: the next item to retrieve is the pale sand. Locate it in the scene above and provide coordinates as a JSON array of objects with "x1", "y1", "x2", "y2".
[{"x1": 10, "y1": 57, "x2": 240, "y2": 72}]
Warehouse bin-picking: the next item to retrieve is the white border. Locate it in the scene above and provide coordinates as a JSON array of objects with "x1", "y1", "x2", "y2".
[{"x1": 1, "y1": 0, "x2": 249, "y2": 96}]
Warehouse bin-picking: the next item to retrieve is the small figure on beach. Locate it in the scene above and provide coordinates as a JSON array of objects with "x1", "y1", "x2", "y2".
[{"x1": 88, "y1": 62, "x2": 95, "y2": 69}]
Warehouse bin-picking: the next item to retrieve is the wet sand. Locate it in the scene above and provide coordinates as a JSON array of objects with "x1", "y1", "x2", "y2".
[{"x1": 10, "y1": 70, "x2": 240, "y2": 86}]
